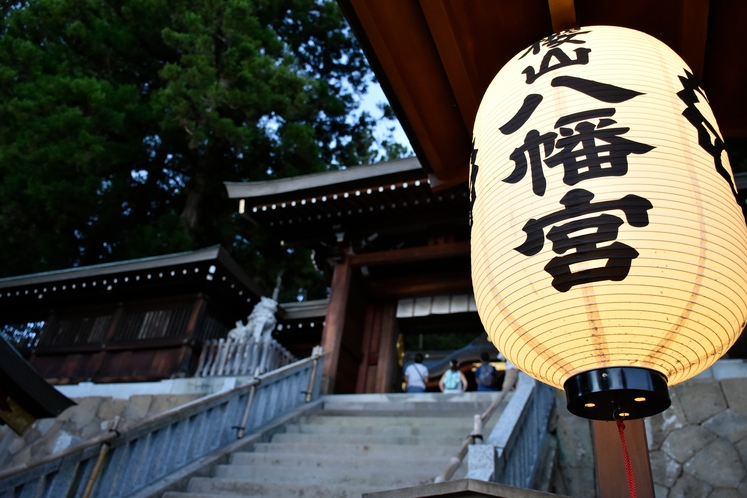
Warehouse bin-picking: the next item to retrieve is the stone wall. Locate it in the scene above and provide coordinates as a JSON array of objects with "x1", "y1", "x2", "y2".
[
  {"x1": 0, "y1": 393, "x2": 202, "y2": 472},
  {"x1": 552, "y1": 360, "x2": 747, "y2": 497},
  {"x1": 647, "y1": 363, "x2": 747, "y2": 498}
]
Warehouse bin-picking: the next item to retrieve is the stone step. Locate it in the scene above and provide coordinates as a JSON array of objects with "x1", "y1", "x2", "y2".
[
  {"x1": 299, "y1": 414, "x2": 479, "y2": 427},
  {"x1": 213, "y1": 463, "x2": 437, "y2": 486},
  {"x1": 270, "y1": 431, "x2": 464, "y2": 446},
  {"x1": 285, "y1": 421, "x2": 473, "y2": 437},
  {"x1": 183, "y1": 477, "x2": 387, "y2": 498},
  {"x1": 251, "y1": 441, "x2": 457, "y2": 458},
  {"x1": 319, "y1": 393, "x2": 500, "y2": 413},
  {"x1": 229, "y1": 451, "x2": 449, "y2": 470}
]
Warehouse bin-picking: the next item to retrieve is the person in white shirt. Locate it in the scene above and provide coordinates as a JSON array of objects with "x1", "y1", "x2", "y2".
[{"x1": 404, "y1": 353, "x2": 429, "y2": 393}]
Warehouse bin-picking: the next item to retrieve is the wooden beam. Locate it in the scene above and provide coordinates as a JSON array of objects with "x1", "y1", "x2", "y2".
[
  {"x1": 548, "y1": 0, "x2": 577, "y2": 33},
  {"x1": 367, "y1": 272, "x2": 473, "y2": 300},
  {"x1": 345, "y1": 0, "x2": 472, "y2": 189},
  {"x1": 320, "y1": 255, "x2": 353, "y2": 394},
  {"x1": 679, "y1": 0, "x2": 710, "y2": 83},
  {"x1": 348, "y1": 240, "x2": 470, "y2": 267},
  {"x1": 592, "y1": 419, "x2": 655, "y2": 498},
  {"x1": 420, "y1": 0, "x2": 481, "y2": 132}
]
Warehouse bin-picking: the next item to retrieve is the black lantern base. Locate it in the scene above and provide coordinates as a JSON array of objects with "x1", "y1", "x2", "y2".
[{"x1": 564, "y1": 367, "x2": 670, "y2": 420}]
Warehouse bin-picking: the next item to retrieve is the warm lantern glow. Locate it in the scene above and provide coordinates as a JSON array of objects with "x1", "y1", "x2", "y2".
[{"x1": 470, "y1": 26, "x2": 747, "y2": 418}]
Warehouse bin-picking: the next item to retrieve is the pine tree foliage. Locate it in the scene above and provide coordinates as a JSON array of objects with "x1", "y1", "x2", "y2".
[{"x1": 0, "y1": 0, "x2": 408, "y2": 299}]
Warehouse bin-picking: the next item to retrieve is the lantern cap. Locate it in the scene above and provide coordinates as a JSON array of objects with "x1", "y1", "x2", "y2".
[{"x1": 564, "y1": 367, "x2": 670, "y2": 420}]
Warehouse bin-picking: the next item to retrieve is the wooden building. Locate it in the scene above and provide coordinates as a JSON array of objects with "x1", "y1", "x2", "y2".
[
  {"x1": 226, "y1": 157, "x2": 478, "y2": 393},
  {"x1": 227, "y1": 1, "x2": 747, "y2": 394},
  {"x1": 0, "y1": 246, "x2": 265, "y2": 384}
]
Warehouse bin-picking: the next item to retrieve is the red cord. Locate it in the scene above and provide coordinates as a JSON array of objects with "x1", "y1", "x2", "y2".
[{"x1": 616, "y1": 417, "x2": 637, "y2": 498}]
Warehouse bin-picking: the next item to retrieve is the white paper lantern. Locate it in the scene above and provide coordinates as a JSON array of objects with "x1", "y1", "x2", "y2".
[{"x1": 470, "y1": 26, "x2": 747, "y2": 419}]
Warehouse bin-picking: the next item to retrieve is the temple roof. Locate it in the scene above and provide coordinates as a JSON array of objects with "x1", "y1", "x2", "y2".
[
  {"x1": 0, "y1": 246, "x2": 265, "y2": 322},
  {"x1": 225, "y1": 157, "x2": 470, "y2": 250},
  {"x1": 337, "y1": 0, "x2": 747, "y2": 189}
]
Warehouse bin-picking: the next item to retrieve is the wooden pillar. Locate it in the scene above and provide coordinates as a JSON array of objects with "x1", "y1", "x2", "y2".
[
  {"x1": 320, "y1": 255, "x2": 353, "y2": 394},
  {"x1": 355, "y1": 304, "x2": 378, "y2": 393},
  {"x1": 593, "y1": 419, "x2": 655, "y2": 498},
  {"x1": 176, "y1": 295, "x2": 207, "y2": 375},
  {"x1": 374, "y1": 302, "x2": 399, "y2": 393}
]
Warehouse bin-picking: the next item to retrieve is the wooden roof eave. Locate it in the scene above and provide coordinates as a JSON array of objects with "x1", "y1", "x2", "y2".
[
  {"x1": 338, "y1": 0, "x2": 747, "y2": 187},
  {"x1": 0, "y1": 336, "x2": 75, "y2": 419},
  {"x1": 225, "y1": 157, "x2": 427, "y2": 205},
  {"x1": 0, "y1": 246, "x2": 266, "y2": 304}
]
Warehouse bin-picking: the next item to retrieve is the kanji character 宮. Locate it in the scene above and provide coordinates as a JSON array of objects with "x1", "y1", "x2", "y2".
[{"x1": 515, "y1": 189, "x2": 652, "y2": 292}]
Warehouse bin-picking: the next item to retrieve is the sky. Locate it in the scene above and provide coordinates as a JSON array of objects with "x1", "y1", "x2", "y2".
[{"x1": 359, "y1": 81, "x2": 414, "y2": 157}]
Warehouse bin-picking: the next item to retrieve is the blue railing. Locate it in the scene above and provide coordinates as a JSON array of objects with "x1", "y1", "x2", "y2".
[
  {"x1": 0, "y1": 347, "x2": 324, "y2": 498},
  {"x1": 467, "y1": 372, "x2": 555, "y2": 488}
]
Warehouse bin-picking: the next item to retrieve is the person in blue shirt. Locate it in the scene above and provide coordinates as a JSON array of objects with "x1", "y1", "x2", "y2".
[{"x1": 475, "y1": 352, "x2": 498, "y2": 391}]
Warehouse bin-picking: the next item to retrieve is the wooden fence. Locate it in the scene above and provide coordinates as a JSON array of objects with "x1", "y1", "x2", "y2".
[{"x1": 194, "y1": 337, "x2": 296, "y2": 377}]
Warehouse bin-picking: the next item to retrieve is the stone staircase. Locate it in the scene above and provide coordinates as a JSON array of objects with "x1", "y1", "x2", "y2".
[{"x1": 162, "y1": 392, "x2": 508, "y2": 498}]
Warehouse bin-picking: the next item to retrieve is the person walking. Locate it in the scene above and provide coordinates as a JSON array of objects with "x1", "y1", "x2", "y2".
[
  {"x1": 439, "y1": 359, "x2": 468, "y2": 393},
  {"x1": 404, "y1": 353, "x2": 429, "y2": 393},
  {"x1": 474, "y1": 352, "x2": 498, "y2": 391}
]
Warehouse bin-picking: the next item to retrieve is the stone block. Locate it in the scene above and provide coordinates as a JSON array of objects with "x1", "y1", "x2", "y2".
[
  {"x1": 10, "y1": 447, "x2": 32, "y2": 468},
  {"x1": 123, "y1": 395, "x2": 153, "y2": 421},
  {"x1": 721, "y1": 378, "x2": 747, "y2": 418},
  {"x1": 80, "y1": 421, "x2": 103, "y2": 440},
  {"x1": 646, "y1": 413, "x2": 666, "y2": 451},
  {"x1": 34, "y1": 418, "x2": 56, "y2": 437},
  {"x1": 147, "y1": 394, "x2": 200, "y2": 416},
  {"x1": 672, "y1": 380, "x2": 727, "y2": 424},
  {"x1": 653, "y1": 483, "x2": 669, "y2": 498},
  {"x1": 8, "y1": 436, "x2": 25, "y2": 455},
  {"x1": 97, "y1": 397, "x2": 127, "y2": 421},
  {"x1": 43, "y1": 429, "x2": 83, "y2": 457},
  {"x1": 736, "y1": 437, "x2": 747, "y2": 467},
  {"x1": 683, "y1": 438, "x2": 746, "y2": 488},
  {"x1": 662, "y1": 425, "x2": 716, "y2": 464},
  {"x1": 708, "y1": 488, "x2": 741, "y2": 498},
  {"x1": 649, "y1": 449, "x2": 681, "y2": 487},
  {"x1": 69, "y1": 397, "x2": 106, "y2": 428},
  {"x1": 669, "y1": 472, "x2": 713, "y2": 498},
  {"x1": 56, "y1": 404, "x2": 77, "y2": 422},
  {"x1": 703, "y1": 409, "x2": 747, "y2": 443}
]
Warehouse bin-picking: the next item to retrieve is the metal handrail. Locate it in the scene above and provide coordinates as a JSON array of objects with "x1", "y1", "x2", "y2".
[
  {"x1": 464, "y1": 373, "x2": 556, "y2": 487},
  {"x1": 433, "y1": 374, "x2": 518, "y2": 483},
  {"x1": 0, "y1": 348, "x2": 326, "y2": 497}
]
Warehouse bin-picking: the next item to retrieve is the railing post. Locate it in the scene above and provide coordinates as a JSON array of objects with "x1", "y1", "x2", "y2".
[
  {"x1": 81, "y1": 416, "x2": 120, "y2": 498},
  {"x1": 235, "y1": 370, "x2": 260, "y2": 439},
  {"x1": 471, "y1": 414, "x2": 483, "y2": 444},
  {"x1": 305, "y1": 346, "x2": 323, "y2": 402}
]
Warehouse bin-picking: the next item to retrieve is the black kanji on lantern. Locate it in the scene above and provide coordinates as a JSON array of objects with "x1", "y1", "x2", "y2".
[
  {"x1": 469, "y1": 142, "x2": 479, "y2": 227},
  {"x1": 503, "y1": 108, "x2": 654, "y2": 196},
  {"x1": 545, "y1": 109, "x2": 654, "y2": 187},
  {"x1": 519, "y1": 29, "x2": 591, "y2": 59},
  {"x1": 515, "y1": 189, "x2": 653, "y2": 292},
  {"x1": 677, "y1": 70, "x2": 739, "y2": 199},
  {"x1": 523, "y1": 48, "x2": 591, "y2": 84}
]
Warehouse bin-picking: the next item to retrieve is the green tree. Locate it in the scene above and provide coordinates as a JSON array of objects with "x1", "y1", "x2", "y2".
[{"x1": 0, "y1": 0, "x2": 407, "y2": 299}]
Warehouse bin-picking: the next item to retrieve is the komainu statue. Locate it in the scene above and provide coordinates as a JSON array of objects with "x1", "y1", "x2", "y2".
[{"x1": 228, "y1": 296, "x2": 278, "y2": 342}]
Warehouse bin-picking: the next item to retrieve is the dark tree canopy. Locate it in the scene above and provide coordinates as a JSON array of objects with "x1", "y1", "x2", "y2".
[{"x1": 0, "y1": 0, "x2": 408, "y2": 300}]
